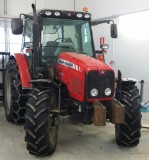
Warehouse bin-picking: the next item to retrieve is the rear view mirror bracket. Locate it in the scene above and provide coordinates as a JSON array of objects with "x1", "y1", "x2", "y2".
[{"x1": 91, "y1": 19, "x2": 118, "y2": 38}]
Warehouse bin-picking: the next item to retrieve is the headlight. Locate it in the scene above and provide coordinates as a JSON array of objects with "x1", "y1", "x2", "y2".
[
  {"x1": 84, "y1": 14, "x2": 90, "y2": 18},
  {"x1": 77, "y1": 13, "x2": 83, "y2": 18},
  {"x1": 54, "y1": 11, "x2": 61, "y2": 16},
  {"x1": 105, "y1": 88, "x2": 111, "y2": 96},
  {"x1": 91, "y1": 88, "x2": 98, "y2": 97},
  {"x1": 45, "y1": 11, "x2": 52, "y2": 16}
]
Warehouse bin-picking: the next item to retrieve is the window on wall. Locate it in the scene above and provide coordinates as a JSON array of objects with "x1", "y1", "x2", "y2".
[
  {"x1": 8, "y1": 21, "x2": 22, "y2": 54},
  {"x1": 0, "y1": 20, "x2": 5, "y2": 52},
  {"x1": 0, "y1": 20, "x2": 22, "y2": 54}
]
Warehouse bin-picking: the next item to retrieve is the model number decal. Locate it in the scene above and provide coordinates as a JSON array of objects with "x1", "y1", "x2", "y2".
[{"x1": 57, "y1": 58, "x2": 80, "y2": 71}]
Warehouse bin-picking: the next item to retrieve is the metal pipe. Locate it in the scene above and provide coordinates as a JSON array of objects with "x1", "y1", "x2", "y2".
[
  {"x1": 4, "y1": 0, "x2": 9, "y2": 53},
  {"x1": 4, "y1": 0, "x2": 7, "y2": 15},
  {"x1": 115, "y1": 70, "x2": 122, "y2": 101},
  {"x1": 74, "y1": 0, "x2": 76, "y2": 10},
  {"x1": 139, "y1": 80, "x2": 144, "y2": 102},
  {"x1": 32, "y1": 4, "x2": 40, "y2": 68}
]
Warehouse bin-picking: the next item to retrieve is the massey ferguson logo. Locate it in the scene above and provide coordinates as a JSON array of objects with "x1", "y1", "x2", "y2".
[{"x1": 57, "y1": 58, "x2": 81, "y2": 71}]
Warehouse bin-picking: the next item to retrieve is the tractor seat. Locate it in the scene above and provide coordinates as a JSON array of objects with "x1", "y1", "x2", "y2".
[{"x1": 43, "y1": 41, "x2": 59, "y2": 56}]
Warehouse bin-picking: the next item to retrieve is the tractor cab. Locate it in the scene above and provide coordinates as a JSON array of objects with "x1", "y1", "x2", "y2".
[
  {"x1": 11, "y1": 9, "x2": 117, "y2": 67},
  {"x1": 12, "y1": 9, "x2": 94, "y2": 67}
]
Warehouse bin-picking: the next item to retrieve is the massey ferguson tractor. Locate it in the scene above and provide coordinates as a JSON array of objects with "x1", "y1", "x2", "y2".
[{"x1": 4, "y1": 4, "x2": 141, "y2": 156}]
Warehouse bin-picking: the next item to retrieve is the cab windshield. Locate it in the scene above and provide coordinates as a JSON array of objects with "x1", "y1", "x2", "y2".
[{"x1": 41, "y1": 18, "x2": 93, "y2": 57}]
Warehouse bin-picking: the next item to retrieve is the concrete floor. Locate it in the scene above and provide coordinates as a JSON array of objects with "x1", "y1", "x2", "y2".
[{"x1": 0, "y1": 105, "x2": 149, "y2": 160}]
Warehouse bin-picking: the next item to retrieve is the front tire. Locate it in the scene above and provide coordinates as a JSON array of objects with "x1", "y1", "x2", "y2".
[
  {"x1": 4, "y1": 60, "x2": 28, "y2": 124},
  {"x1": 25, "y1": 88, "x2": 58, "y2": 156},
  {"x1": 115, "y1": 83, "x2": 142, "y2": 146}
]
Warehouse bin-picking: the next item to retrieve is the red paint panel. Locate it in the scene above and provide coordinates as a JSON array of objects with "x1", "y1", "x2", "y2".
[
  {"x1": 55, "y1": 53, "x2": 85, "y2": 102},
  {"x1": 100, "y1": 37, "x2": 104, "y2": 44},
  {"x1": 71, "y1": 77, "x2": 82, "y2": 95},
  {"x1": 56, "y1": 52, "x2": 114, "y2": 102},
  {"x1": 56, "y1": 62, "x2": 85, "y2": 102},
  {"x1": 14, "y1": 53, "x2": 32, "y2": 88}
]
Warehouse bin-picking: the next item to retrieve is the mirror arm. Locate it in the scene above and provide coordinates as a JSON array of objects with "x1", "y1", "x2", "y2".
[
  {"x1": 91, "y1": 19, "x2": 115, "y2": 26},
  {"x1": 20, "y1": 13, "x2": 33, "y2": 20},
  {"x1": 111, "y1": 20, "x2": 114, "y2": 24},
  {"x1": 95, "y1": 50, "x2": 102, "y2": 54}
]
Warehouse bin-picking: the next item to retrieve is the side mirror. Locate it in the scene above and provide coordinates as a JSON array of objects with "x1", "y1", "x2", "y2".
[
  {"x1": 111, "y1": 24, "x2": 118, "y2": 38},
  {"x1": 11, "y1": 18, "x2": 23, "y2": 35}
]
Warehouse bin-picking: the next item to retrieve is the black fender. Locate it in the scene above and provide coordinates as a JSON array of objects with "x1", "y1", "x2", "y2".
[
  {"x1": 30, "y1": 79, "x2": 61, "y2": 112},
  {"x1": 30, "y1": 79, "x2": 60, "y2": 89},
  {"x1": 115, "y1": 70, "x2": 138, "y2": 101}
]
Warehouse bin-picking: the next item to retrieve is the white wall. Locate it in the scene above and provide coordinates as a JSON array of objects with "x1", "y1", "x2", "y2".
[
  {"x1": 113, "y1": 20, "x2": 149, "y2": 102},
  {"x1": 75, "y1": 0, "x2": 149, "y2": 18},
  {"x1": 7, "y1": 0, "x2": 74, "y2": 16},
  {"x1": 0, "y1": 0, "x2": 4, "y2": 14},
  {"x1": 75, "y1": 0, "x2": 149, "y2": 102}
]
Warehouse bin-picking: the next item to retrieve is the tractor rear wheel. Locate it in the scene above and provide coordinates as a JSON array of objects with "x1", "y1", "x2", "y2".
[
  {"x1": 25, "y1": 88, "x2": 58, "y2": 156},
  {"x1": 115, "y1": 83, "x2": 142, "y2": 146},
  {"x1": 4, "y1": 60, "x2": 28, "y2": 124}
]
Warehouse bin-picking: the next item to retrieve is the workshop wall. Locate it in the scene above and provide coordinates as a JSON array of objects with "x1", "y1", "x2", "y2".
[
  {"x1": 75, "y1": 0, "x2": 149, "y2": 18},
  {"x1": 0, "y1": 0, "x2": 4, "y2": 15},
  {"x1": 75, "y1": 0, "x2": 149, "y2": 102},
  {"x1": 6, "y1": 0, "x2": 74, "y2": 16}
]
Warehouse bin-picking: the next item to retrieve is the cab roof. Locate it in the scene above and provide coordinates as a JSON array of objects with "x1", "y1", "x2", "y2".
[{"x1": 27, "y1": 9, "x2": 91, "y2": 20}]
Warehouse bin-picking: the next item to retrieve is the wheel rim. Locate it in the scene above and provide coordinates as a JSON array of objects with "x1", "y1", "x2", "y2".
[{"x1": 5, "y1": 72, "x2": 12, "y2": 114}]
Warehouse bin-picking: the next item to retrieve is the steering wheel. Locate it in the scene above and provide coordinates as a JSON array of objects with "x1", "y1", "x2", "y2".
[{"x1": 54, "y1": 38, "x2": 67, "y2": 42}]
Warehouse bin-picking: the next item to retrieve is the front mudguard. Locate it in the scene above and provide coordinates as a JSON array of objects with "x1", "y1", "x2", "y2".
[{"x1": 10, "y1": 54, "x2": 32, "y2": 89}]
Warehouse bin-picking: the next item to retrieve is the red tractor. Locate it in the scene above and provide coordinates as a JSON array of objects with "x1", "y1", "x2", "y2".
[{"x1": 4, "y1": 4, "x2": 141, "y2": 156}]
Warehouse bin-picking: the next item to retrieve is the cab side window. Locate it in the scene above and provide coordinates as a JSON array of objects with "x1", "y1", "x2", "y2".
[{"x1": 22, "y1": 19, "x2": 33, "y2": 51}]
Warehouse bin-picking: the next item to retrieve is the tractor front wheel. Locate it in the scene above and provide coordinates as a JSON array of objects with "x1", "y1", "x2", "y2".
[
  {"x1": 4, "y1": 60, "x2": 28, "y2": 124},
  {"x1": 115, "y1": 83, "x2": 142, "y2": 146},
  {"x1": 25, "y1": 88, "x2": 58, "y2": 156}
]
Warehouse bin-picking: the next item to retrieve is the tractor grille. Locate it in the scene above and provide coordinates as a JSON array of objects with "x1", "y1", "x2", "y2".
[{"x1": 86, "y1": 70, "x2": 115, "y2": 99}]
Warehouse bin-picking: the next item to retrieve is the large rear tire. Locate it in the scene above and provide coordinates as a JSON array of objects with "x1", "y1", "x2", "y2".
[
  {"x1": 4, "y1": 60, "x2": 28, "y2": 124},
  {"x1": 115, "y1": 83, "x2": 142, "y2": 146},
  {"x1": 25, "y1": 88, "x2": 58, "y2": 156}
]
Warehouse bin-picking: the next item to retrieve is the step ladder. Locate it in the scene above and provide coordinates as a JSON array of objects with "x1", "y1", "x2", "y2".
[{"x1": 0, "y1": 52, "x2": 10, "y2": 101}]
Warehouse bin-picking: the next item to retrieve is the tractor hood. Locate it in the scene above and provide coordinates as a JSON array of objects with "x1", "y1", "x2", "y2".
[
  {"x1": 56, "y1": 52, "x2": 115, "y2": 102},
  {"x1": 57, "y1": 52, "x2": 113, "y2": 71}
]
